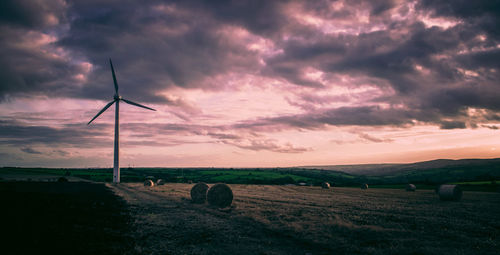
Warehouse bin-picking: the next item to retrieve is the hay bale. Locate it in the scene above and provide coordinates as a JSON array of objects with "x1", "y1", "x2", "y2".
[
  {"x1": 434, "y1": 184, "x2": 441, "y2": 193},
  {"x1": 360, "y1": 183, "x2": 368, "y2": 189},
  {"x1": 156, "y1": 179, "x2": 165, "y2": 185},
  {"x1": 57, "y1": 177, "x2": 68, "y2": 182},
  {"x1": 438, "y1": 184, "x2": 462, "y2": 201},
  {"x1": 144, "y1": 179, "x2": 154, "y2": 187},
  {"x1": 190, "y1": 182, "x2": 209, "y2": 203},
  {"x1": 321, "y1": 182, "x2": 330, "y2": 189},
  {"x1": 406, "y1": 184, "x2": 416, "y2": 192},
  {"x1": 207, "y1": 183, "x2": 233, "y2": 208}
]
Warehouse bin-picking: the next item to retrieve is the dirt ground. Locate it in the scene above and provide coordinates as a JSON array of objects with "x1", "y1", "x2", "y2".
[
  {"x1": 110, "y1": 183, "x2": 500, "y2": 255},
  {"x1": 0, "y1": 182, "x2": 135, "y2": 255}
]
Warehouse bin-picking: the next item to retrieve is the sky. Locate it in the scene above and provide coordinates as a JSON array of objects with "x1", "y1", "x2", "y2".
[{"x1": 1, "y1": 0, "x2": 500, "y2": 168}]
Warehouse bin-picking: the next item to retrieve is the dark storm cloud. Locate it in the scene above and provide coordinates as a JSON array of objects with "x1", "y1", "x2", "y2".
[
  {"x1": 0, "y1": 43, "x2": 84, "y2": 101},
  {"x1": 1, "y1": 0, "x2": 500, "y2": 133},
  {"x1": 0, "y1": 120, "x2": 111, "y2": 147},
  {"x1": 58, "y1": 0, "x2": 262, "y2": 103},
  {"x1": 233, "y1": 106, "x2": 416, "y2": 132},
  {"x1": 417, "y1": 0, "x2": 500, "y2": 39},
  {"x1": 260, "y1": 2, "x2": 500, "y2": 129},
  {"x1": 184, "y1": 0, "x2": 292, "y2": 37},
  {"x1": 0, "y1": 0, "x2": 263, "y2": 104},
  {"x1": 231, "y1": 100, "x2": 499, "y2": 132},
  {"x1": 0, "y1": 0, "x2": 83, "y2": 102},
  {"x1": 0, "y1": 0, "x2": 67, "y2": 28}
]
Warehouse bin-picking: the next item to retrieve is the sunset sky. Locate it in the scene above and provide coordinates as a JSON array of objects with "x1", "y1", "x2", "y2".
[{"x1": 1, "y1": 0, "x2": 499, "y2": 168}]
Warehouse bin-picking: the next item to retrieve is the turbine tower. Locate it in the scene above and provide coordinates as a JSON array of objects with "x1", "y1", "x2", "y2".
[{"x1": 88, "y1": 59, "x2": 156, "y2": 183}]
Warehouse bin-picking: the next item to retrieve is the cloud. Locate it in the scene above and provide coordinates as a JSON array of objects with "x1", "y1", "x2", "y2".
[
  {"x1": 233, "y1": 106, "x2": 417, "y2": 133},
  {"x1": 1, "y1": 0, "x2": 500, "y2": 167},
  {"x1": 51, "y1": 149, "x2": 69, "y2": 156},
  {"x1": 57, "y1": 1, "x2": 263, "y2": 102},
  {"x1": 0, "y1": 0, "x2": 67, "y2": 28},
  {"x1": 0, "y1": 0, "x2": 264, "y2": 105},
  {"x1": 482, "y1": 125, "x2": 499, "y2": 130},
  {"x1": 0, "y1": 120, "x2": 111, "y2": 147},
  {"x1": 439, "y1": 121, "x2": 467, "y2": 129},
  {"x1": 417, "y1": 0, "x2": 500, "y2": 39},
  {"x1": 122, "y1": 123, "x2": 311, "y2": 153},
  {"x1": 220, "y1": 138, "x2": 312, "y2": 154},
  {"x1": 357, "y1": 132, "x2": 394, "y2": 143},
  {"x1": 20, "y1": 146, "x2": 42, "y2": 154}
]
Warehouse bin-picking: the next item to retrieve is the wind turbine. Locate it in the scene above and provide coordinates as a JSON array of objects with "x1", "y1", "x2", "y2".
[{"x1": 88, "y1": 59, "x2": 156, "y2": 183}]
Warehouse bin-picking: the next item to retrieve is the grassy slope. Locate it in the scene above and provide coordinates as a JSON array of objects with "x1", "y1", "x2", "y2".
[{"x1": 301, "y1": 158, "x2": 500, "y2": 176}]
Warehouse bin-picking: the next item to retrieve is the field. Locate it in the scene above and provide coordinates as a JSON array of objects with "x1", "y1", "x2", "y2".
[
  {"x1": 0, "y1": 182, "x2": 134, "y2": 254},
  {"x1": 110, "y1": 183, "x2": 500, "y2": 254},
  {"x1": 1, "y1": 167, "x2": 499, "y2": 254},
  {"x1": 3, "y1": 163, "x2": 500, "y2": 191}
]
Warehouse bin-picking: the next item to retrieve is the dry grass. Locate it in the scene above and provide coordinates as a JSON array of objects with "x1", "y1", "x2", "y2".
[{"x1": 110, "y1": 183, "x2": 500, "y2": 255}]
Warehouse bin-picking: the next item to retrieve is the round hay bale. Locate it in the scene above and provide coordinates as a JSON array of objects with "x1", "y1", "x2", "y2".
[
  {"x1": 360, "y1": 183, "x2": 368, "y2": 189},
  {"x1": 434, "y1": 184, "x2": 442, "y2": 194},
  {"x1": 190, "y1": 182, "x2": 209, "y2": 203},
  {"x1": 438, "y1": 184, "x2": 462, "y2": 201},
  {"x1": 156, "y1": 179, "x2": 165, "y2": 185},
  {"x1": 144, "y1": 179, "x2": 154, "y2": 187},
  {"x1": 207, "y1": 183, "x2": 233, "y2": 208},
  {"x1": 321, "y1": 182, "x2": 330, "y2": 189},
  {"x1": 57, "y1": 177, "x2": 68, "y2": 182},
  {"x1": 406, "y1": 184, "x2": 416, "y2": 192}
]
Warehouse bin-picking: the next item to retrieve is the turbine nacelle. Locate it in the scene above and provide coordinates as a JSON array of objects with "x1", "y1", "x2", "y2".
[{"x1": 87, "y1": 59, "x2": 156, "y2": 126}]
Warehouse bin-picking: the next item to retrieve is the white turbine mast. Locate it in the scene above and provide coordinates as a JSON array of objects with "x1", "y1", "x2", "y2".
[{"x1": 87, "y1": 59, "x2": 156, "y2": 183}]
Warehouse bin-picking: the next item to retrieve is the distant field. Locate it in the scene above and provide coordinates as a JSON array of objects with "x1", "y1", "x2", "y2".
[
  {"x1": 2, "y1": 166, "x2": 499, "y2": 192},
  {"x1": 111, "y1": 183, "x2": 500, "y2": 254},
  {"x1": 369, "y1": 183, "x2": 499, "y2": 192}
]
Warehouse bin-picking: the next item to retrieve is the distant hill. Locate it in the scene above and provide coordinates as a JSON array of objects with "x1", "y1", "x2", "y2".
[
  {"x1": 300, "y1": 158, "x2": 500, "y2": 176},
  {"x1": 2, "y1": 157, "x2": 499, "y2": 188}
]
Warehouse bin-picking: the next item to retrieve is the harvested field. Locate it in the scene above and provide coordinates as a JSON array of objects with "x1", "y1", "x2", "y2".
[
  {"x1": 0, "y1": 182, "x2": 135, "y2": 255},
  {"x1": 110, "y1": 183, "x2": 500, "y2": 255}
]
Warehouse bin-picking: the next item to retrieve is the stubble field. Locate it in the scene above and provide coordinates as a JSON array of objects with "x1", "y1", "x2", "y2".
[{"x1": 110, "y1": 183, "x2": 500, "y2": 255}]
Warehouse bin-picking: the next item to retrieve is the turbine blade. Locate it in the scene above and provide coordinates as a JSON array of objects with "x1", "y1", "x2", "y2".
[
  {"x1": 121, "y1": 98, "x2": 156, "y2": 111},
  {"x1": 109, "y1": 58, "x2": 119, "y2": 95},
  {"x1": 87, "y1": 100, "x2": 116, "y2": 125}
]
